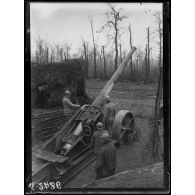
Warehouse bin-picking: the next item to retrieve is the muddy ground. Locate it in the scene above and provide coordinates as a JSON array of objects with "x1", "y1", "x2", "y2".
[
  {"x1": 32, "y1": 79, "x2": 163, "y2": 188},
  {"x1": 85, "y1": 162, "x2": 164, "y2": 188}
]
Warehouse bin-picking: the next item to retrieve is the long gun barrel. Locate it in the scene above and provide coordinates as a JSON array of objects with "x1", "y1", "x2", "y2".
[
  {"x1": 92, "y1": 47, "x2": 136, "y2": 107},
  {"x1": 36, "y1": 47, "x2": 136, "y2": 161},
  {"x1": 33, "y1": 47, "x2": 137, "y2": 182}
]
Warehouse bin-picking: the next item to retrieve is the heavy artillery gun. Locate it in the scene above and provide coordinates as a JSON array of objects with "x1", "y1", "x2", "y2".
[{"x1": 32, "y1": 47, "x2": 137, "y2": 185}]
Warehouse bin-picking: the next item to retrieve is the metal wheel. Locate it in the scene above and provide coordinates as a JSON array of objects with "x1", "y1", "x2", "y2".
[{"x1": 112, "y1": 110, "x2": 134, "y2": 145}]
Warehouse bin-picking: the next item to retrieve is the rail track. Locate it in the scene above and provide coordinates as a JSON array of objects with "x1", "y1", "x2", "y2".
[
  {"x1": 32, "y1": 148, "x2": 96, "y2": 191},
  {"x1": 59, "y1": 148, "x2": 96, "y2": 187},
  {"x1": 31, "y1": 110, "x2": 96, "y2": 190}
]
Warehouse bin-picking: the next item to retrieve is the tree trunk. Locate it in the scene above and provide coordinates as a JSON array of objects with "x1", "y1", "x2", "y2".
[
  {"x1": 60, "y1": 48, "x2": 63, "y2": 62},
  {"x1": 119, "y1": 44, "x2": 123, "y2": 80},
  {"x1": 39, "y1": 46, "x2": 42, "y2": 64},
  {"x1": 64, "y1": 52, "x2": 66, "y2": 60},
  {"x1": 93, "y1": 48, "x2": 97, "y2": 78},
  {"x1": 145, "y1": 44, "x2": 148, "y2": 82},
  {"x1": 46, "y1": 47, "x2": 49, "y2": 64},
  {"x1": 159, "y1": 28, "x2": 162, "y2": 71},
  {"x1": 66, "y1": 48, "x2": 69, "y2": 60},
  {"x1": 114, "y1": 27, "x2": 118, "y2": 71},
  {"x1": 102, "y1": 45, "x2": 107, "y2": 80},
  {"x1": 83, "y1": 42, "x2": 89, "y2": 78},
  {"x1": 147, "y1": 28, "x2": 150, "y2": 82},
  {"x1": 36, "y1": 51, "x2": 39, "y2": 63},
  {"x1": 119, "y1": 44, "x2": 122, "y2": 63},
  {"x1": 128, "y1": 22, "x2": 133, "y2": 80}
]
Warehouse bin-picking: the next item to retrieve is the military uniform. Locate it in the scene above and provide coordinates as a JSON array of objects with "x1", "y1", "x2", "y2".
[
  {"x1": 91, "y1": 130, "x2": 107, "y2": 156},
  {"x1": 62, "y1": 96, "x2": 80, "y2": 116},
  {"x1": 102, "y1": 101, "x2": 116, "y2": 137},
  {"x1": 95, "y1": 140, "x2": 117, "y2": 180}
]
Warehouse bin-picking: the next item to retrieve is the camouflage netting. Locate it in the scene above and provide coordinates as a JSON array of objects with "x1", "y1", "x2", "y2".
[{"x1": 31, "y1": 59, "x2": 91, "y2": 108}]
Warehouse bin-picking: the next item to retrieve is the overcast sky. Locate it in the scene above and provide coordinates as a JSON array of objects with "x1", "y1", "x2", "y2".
[{"x1": 30, "y1": 3, "x2": 162, "y2": 59}]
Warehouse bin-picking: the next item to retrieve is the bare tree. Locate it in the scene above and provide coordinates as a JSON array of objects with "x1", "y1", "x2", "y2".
[
  {"x1": 134, "y1": 48, "x2": 143, "y2": 75},
  {"x1": 135, "y1": 57, "x2": 138, "y2": 75},
  {"x1": 89, "y1": 15, "x2": 97, "y2": 78},
  {"x1": 119, "y1": 43, "x2": 123, "y2": 80},
  {"x1": 43, "y1": 41, "x2": 49, "y2": 63},
  {"x1": 54, "y1": 43, "x2": 71, "y2": 62},
  {"x1": 46, "y1": 47, "x2": 49, "y2": 64},
  {"x1": 35, "y1": 51, "x2": 39, "y2": 63},
  {"x1": 102, "y1": 45, "x2": 107, "y2": 79},
  {"x1": 64, "y1": 52, "x2": 66, "y2": 60},
  {"x1": 35, "y1": 37, "x2": 44, "y2": 63},
  {"x1": 147, "y1": 27, "x2": 151, "y2": 82},
  {"x1": 119, "y1": 44, "x2": 122, "y2": 63},
  {"x1": 154, "y1": 11, "x2": 163, "y2": 70},
  {"x1": 128, "y1": 22, "x2": 133, "y2": 79},
  {"x1": 97, "y1": 49, "x2": 101, "y2": 78},
  {"x1": 64, "y1": 43, "x2": 71, "y2": 59},
  {"x1": 137, "y1": 48, "x2": 144, "y2": 68},
  {"x1": 55, "y1": 44, "x2": 61, "y2": 62},
  {"x1": 145, "y1": 44, "x2": 148, "y2": 82},
  {"x1": 81, "y1": 37, "x2": 89, "y2": 78},
  {"x1": 99, "y1": 48, "x2": 102, "y2": 66},
  {"x1": 122, "y1": 49, "x2": 127, "y2": 79},
  {"x1": 100, "y1": 4, "x2": 127, "y2": 71},
  {"x1": 60, "y1": 48, "x2": 63, "y2": 62},
  {"x1": 50, "y1": 46, "x2": 55, "y2": 63}
]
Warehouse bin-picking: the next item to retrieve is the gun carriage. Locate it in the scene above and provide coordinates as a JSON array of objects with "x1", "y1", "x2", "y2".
[{"x1": 32, "y1": 47, "x2": 137, "y2": 184}]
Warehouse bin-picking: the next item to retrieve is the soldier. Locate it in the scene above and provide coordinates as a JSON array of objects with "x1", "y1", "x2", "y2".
[
  {"x1": 95, "y1": 132, "x2": 117, "y2": 180},
  {"x1": 62, "y1": 90, "x2": 80, "y2": 117},
  {"x1": 90, "y1": 122, "x2": 107, "y2": 157},
  {"x1": 102, "y1": 95, "x2": 116, "y2": 138}
]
